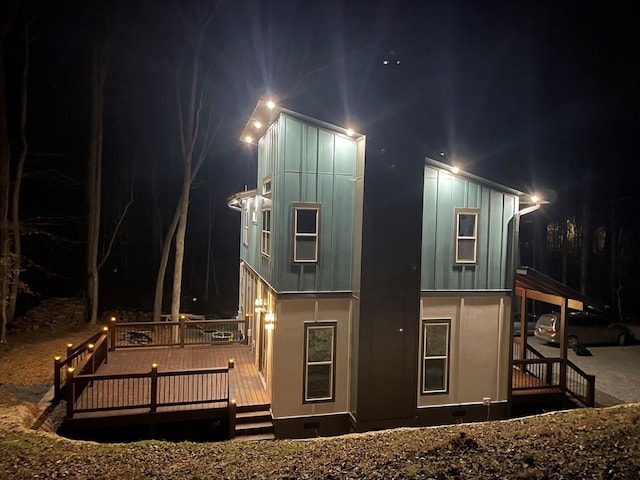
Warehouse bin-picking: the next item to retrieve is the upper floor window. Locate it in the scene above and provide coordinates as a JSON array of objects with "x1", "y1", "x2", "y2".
[
  {"x1": 293, "y1": 204, "x2": 320, "y2": 263},
  {"x1": 304, "y1": 322, "x2": 336, "y2": 402},
  {"x1": 261, "y1": 209, "x2": 271, "y2": 257},
  {"x1": 242, "y1": 202, "x2": 249, "y2": 246},
  {"x1": 455, "y1": 208, "x2": 479, "y2": 264},
  {"x1": 421, "y1": 320, "x2": 450, "y2": 394},
  {"x1": 262, "y1": 176, "x2": 272, "y2": 197}
]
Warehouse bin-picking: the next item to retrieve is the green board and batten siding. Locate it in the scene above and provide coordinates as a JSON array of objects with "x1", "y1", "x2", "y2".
[
  {"x1": 421, "y1": 165, "x2": 518, "y2": 291},
  {"x1": 241, "y1": 114, "x2": 361, "y2": 293}
]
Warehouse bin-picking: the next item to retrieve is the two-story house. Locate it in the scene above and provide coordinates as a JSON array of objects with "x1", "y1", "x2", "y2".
[{"x1": 228, "y1": 100, "x2": 522, "y2": 438}]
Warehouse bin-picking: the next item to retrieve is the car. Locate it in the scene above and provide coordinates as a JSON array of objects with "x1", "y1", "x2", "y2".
[
  {"x1": 514, "y1": 313, "x2": 537, "y2": 336},
  {"x1": 533, "y1": 311, "x2": 634, "y2": 348}
]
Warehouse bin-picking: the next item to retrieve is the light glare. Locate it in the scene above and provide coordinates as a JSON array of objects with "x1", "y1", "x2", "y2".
[
  {"x1": 253, "y1": 121, "x2": 262, "y2": 129},
  {"x1": 346, "y1": 128, "x2": 354, "y2": 137},
  {"x1": 244, "y1": 135, "x2": 253, "y2": 143},
  {"x1": 266, "y1": 100, "x2": 275, "y2": 109},
  {"x1": 451, "y1": 166, "x2": 460, "y2": 174}
]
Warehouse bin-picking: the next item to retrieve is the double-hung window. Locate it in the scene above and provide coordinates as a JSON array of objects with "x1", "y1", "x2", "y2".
[
  {"x1": 242, "y1": 202, "x2": 249, "y2": 246},
  {"x1": 421, "y1": 320, "x2": 450, "y2": 394},
  {"x1": 455, "y1": 208, "x2": 479, "y2": 264},
  {"x1": 293, "y1": 204, "x2": 320, "y2": 263},
  {"x1": 304, "y1": 322, "x2": 336, "y2": 402},
  {"x1": 261, "y1": 209, "x2": 271, "y2": 257}
]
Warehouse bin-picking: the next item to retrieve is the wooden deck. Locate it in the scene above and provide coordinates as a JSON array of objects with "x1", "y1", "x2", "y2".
[{"x1": 96, "y1": 344, "x2": 269, "y2": 409}]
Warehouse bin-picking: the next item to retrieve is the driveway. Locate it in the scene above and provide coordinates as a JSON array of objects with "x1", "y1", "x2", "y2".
[{"x1": 525, "y1": 338, "x2": 640, "y2": 406}]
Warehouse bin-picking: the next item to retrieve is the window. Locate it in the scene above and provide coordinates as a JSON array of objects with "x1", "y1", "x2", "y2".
[
  {"x1": 252, "y1": 201, "x2": 258, "y2": 224},
  {"x1": 304, "y1": 322, "x2": 336, "y2": 402},
  {"x1": 293, "y1": 205, "x2": 320, "y2": 263},
  {"x1": 421, "y1": 320, "x2": 450, "y2": 394},
  {"x1": 455, "y1": 209, "x2": 479, "y2": 264},
  {"x1": 242, "y1": 202, "x2": 249, "y2": 246},
  {"x1": 261, "y1": 209, "x2": 271, "y2": 257},
  {"x1": 262, "y1": 176, "x2": 272, "y2": 196}
]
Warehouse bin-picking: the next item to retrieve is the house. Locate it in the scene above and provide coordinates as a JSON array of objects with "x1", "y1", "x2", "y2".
[{"x1": 227, "y1": 100, "x2": 525, "y2": 438}]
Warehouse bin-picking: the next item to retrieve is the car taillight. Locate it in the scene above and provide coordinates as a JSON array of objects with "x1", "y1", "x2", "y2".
[{"x1": 546, "y1": 328, "x2": 556, "y2": 334}]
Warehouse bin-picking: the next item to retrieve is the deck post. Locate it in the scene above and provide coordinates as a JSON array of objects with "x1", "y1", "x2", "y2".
[
  {"x1": 228, "y1": 399, "x2": 237, "y2": 439},
  {"x1": 54, "y1": 357, "x2": 62, "y2": 399},
  {"x1": 150, "y1": 363, "x2": 158, "y2": 412},
  {"x1": 587, "y1": 374, "x2": 595, "y2": 407},
  {"x1": 180, "y1": 316, "x2": 186, "y2": 348},
  {"x1": 65, "y1": 367, "x2": 75, "y2": 419},
  {"x1": 109, "y1": 317, "x2": 117, "y2": 351}
]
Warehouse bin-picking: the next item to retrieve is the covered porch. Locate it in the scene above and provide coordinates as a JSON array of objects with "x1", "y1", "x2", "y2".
[{"x1": 511, "y1": 267, "x2": 602, "y2": 409}]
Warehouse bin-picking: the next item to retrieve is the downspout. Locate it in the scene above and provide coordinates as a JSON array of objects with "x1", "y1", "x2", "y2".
[{"x1": 508, "y1": 202, "x2": 542, "y2": 417}]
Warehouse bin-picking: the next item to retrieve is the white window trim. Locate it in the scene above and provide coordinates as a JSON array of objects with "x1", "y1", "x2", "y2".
[
  {"x1": 293, "y1": 204, "x2": 320, "y2": 263},
  {"x1": 242, "y1": 202, "x2": 249, "y2": 246},
  {"x1": 304, "y1": 322, "x2": 336, "y2": 403},
  {"x1": 261, "y1": 209, "x2": 271, "y2": 258},
  {"x1": 421, "y1": 319, "x2": 450, "y2": 394},
  {"x1": 455, "y1": 208, "x2": 479, "y2": 265},
  {"x1": 262, "y1": 175, "x2": 272, "y2": 197}
]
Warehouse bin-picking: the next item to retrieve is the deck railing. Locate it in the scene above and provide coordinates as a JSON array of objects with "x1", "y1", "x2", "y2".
[
  {"x1": 512, "y1": 340, "x2": 595, "y2": 407},
  {"x1": 54, "y1": 329, "x2": 109, "y2": 399},
  {"x1": 109, "y1": 319, "x2": 248, "y2": 350},
  {"x1": 66, "y1": 365, "x2": 229, "y2": 417}
]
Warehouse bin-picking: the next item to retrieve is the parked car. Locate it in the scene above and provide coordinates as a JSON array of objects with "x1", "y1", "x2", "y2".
[
  {"x1": 514, "y1": 313, "x2": 537, "y2": 336},
  {"x1": 533, "y1": 312, "x2": 634, "y2": 347}
]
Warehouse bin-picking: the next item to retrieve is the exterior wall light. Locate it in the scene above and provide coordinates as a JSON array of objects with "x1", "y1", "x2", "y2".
[
  {"x1": 346, "y1": 128, "x2": 354, "y2": 137},
  {"x1": 451, "y1": 166, "x2": 460, "y2": 174},
  {"x1": 254, "y1": 121, "x2": 262, "y2": 129},
  {"x1": 265, "y1": 312, "x2": 275, "y2": 331},
  {"x1": 244, "y1": 135, "x2": 253, "y2": 143}
]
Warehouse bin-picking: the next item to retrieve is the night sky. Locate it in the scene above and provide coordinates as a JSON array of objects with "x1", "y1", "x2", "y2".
[{"x1": 4, "y1": 0, "x2": 638, "y2": 315}]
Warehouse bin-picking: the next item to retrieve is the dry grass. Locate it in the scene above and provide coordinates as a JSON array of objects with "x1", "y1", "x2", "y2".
[
  {"x1": 0, "y1": 323, "x2": 104, "y2": 385},
  {"x1": 1, "y1": 323, "x2": 639, "y2": 479}
]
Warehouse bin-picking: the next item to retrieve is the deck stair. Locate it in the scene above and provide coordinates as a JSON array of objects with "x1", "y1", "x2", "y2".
[{"x1": 234, "y1": 404, "x2": 274, "y2": 441}]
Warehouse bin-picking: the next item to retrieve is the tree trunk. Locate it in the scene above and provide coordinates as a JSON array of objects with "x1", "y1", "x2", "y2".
[
  {"x1": 0, "y1": 3, "x2": 19, "y2": 344},
  {"x1": 153, "y1": 195, "x2": 181, "y2": 322},
  {"x1": 7, "y1": 7, "x2": 30, "y2": 322},
  {"x1": 579, "y1": 199, "x2": 589, "y2": 296},
  {"x1": 86, "y1": 34, "x2": 108, "y2": 325}
]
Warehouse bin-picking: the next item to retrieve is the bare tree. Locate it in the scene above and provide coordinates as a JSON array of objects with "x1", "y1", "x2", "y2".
[
  {"x1": 153, "y1": 1, "x2": 221, "y2": 322},
  {"x1": 0, "y1": 1, "x2": 20, "y2": 343}
]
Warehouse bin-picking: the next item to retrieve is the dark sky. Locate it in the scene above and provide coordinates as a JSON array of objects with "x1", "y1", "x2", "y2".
[{"x1": 5, "y1": 0, "x2": 639, "y2": 312}]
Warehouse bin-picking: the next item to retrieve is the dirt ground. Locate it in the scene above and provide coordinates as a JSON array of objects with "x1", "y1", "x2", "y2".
[{"x1": 1, "y1": 323, "x2": 639, "y2": 479}]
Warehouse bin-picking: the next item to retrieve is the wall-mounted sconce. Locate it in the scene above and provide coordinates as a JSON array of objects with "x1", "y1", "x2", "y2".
[
  {"x1": 255, "y1": 298, "x2": 265, "y2": 313},
  {"x1": 265, "y1": 312, "x2": 275, "y2": 331}
]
